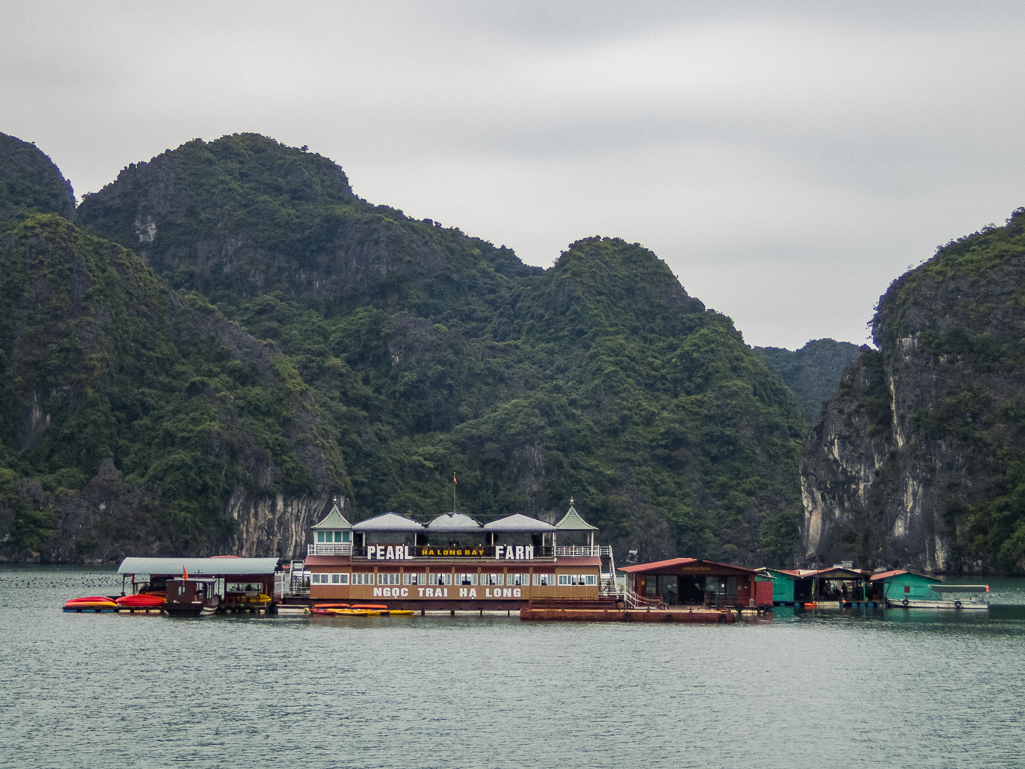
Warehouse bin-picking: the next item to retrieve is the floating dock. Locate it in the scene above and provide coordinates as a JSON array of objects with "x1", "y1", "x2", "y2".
[{"x1": 519, "y1": 599, "x2": 734, "y2": 623}]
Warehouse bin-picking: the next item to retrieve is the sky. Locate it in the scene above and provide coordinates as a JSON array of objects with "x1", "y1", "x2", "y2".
[{"x1": 3, "y1": 2, "x2": 1025, "y2": 349}]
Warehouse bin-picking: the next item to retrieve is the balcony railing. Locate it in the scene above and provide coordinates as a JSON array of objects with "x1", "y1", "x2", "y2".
[
  {"x1": 553, "y1": 545, "x2": 613, "y2": 558},
  {"x1": 307, "y1": 543, "x2": 353, "y2": 557}
]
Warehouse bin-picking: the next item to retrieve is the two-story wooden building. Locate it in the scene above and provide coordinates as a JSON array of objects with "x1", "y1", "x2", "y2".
[{"x1": 302, "y1": 504, "x2": 612, "y2": 612}]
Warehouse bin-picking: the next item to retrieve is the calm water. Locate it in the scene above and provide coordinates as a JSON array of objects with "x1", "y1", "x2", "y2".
[{"x1": 2, "y1": 568, "x2": 1025, "y2": 769}]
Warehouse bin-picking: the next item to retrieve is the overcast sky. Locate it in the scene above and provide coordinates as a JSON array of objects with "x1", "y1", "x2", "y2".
[{"x1": 4, "y1": 2, "x2": 1024, "y2": 349}]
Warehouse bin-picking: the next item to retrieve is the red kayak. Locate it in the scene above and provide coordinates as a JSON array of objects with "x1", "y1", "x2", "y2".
[
  {"x1": 311, "y1": 603, "x2": 350, "y2": 614},
  {"x1": 65, "y1": 596, "x2": 116, "y2": 604},
  {"x1": 116, "y1": 594, "x2": 166, "y2": 607},
  {"x1": 350, "y1": 604, "x2": 389, "y2": 610}
]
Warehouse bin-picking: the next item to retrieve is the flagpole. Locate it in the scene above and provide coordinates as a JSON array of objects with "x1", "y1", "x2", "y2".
[{"x1": 453, "y1": 474, "x2": 456, "y2": 513}]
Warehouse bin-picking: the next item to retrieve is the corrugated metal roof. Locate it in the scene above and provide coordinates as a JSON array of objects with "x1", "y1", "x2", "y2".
[
  {"x1": 118, "y1": 557, "x2": 279, "y2": 576},
  {"x1": 869, "y1": 569, "x2": 940, "y2": 583},
  {"x1": 351, "y1": 512, "x2": 425, "y2": 532},
  {"x1": 619, "y1": 558, "x2": 757, "y2": 575},
  {"x1": 427, "y1": 512, "x2": 482, "y2": 532},
  {"x1": 807, "y1": 567, "x2": 868, "y2": 580},
  {"x1": 555, "y1": 505, "x2": 598, "y2": 531},
  {"x1": 312, "y1": 504, "x2": 352, "y2": 530},
  {"x1": 482, "y1": 514, "x2": 556, "y2": 533}
]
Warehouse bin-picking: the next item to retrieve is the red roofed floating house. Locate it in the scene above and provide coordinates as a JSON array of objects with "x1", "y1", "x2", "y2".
[{"x1": 619, "y1": 558, "x2": 774, "y2": 610}]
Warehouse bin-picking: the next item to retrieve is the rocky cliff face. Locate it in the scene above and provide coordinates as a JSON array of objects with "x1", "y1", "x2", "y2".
[{"x1": 802, "y1": 210, "x2": 1025, "y2": 574}]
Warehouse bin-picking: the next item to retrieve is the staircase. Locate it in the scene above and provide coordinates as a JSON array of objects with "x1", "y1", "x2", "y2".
[{"x1": 600, "y1": 546, "x2": 622, "y2": 599}]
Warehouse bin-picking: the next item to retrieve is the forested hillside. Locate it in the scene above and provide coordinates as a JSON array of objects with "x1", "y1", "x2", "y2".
[
  {"x1": 2, "y1": 132, "x2": 806, "y2": 565},
  {"x1": 756, "y1": 339, "x2": 862, "y2": 422},
  {"x1": 803, "y1": 211, "x2": 1025, "y2": 574}
]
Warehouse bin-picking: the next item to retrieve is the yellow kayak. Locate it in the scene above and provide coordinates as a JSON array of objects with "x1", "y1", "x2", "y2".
[
  {"x1": 383, "y1": 610, "x2": 414, "y2": 616},
  {"x1": 331, "y1": 609, "x2": 380, "y2": 616}
]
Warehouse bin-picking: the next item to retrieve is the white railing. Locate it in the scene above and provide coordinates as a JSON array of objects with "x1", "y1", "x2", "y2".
[
  {"x1": 307, "y1": 543, "x2": 353, "y2": 556},
  {"x1": 554, "y1": 545, "x2": 613, "y2": 558},
  {"x1": 623, "y1": 583, "x2": 664, "y2": 609}
]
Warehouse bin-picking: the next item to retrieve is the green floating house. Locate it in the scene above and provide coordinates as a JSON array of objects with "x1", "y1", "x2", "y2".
[{"x1": 870, "y1": 569, "x2": 940, "y2": 604}]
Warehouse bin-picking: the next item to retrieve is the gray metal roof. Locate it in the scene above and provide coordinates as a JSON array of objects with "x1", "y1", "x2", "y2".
[
  {"x1": 351, "y1": 512, "x2": 425, "y2": 532},
  {"x1": 483, "y1": 514, "x2": 556, "y2": 533},
  {"x1": 312, "y1": 504, "x2": 352, "y2": 530},
  {"x1": 555, "y1": 505, "x2": 598, "y2": 531},
  {"x1": 427, "y1": 512, "x2": 482, "y2": 532},
  {"x1": 117, "y1": 557, "x2": 279, "y2": 576}
]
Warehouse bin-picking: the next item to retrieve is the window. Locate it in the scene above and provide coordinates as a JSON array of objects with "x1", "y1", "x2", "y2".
[
  {"x1": 351, "y1": 573, "x2": 375, "y2": 586},
  {"x1": 585, "y1": 575, "x2": 597, "y2": 587},
  {"x1": 508, "y1": 573, "x2": 528, "y2": 586},
  {"x1": 480, "y1": 573, "x2": 503, "y2": 586},
  {"x1": 310, "y1": 573, "x2": 329, "y2": 584},
  {"x1": 430, "y1": 572, "x2": 452, "y2": 586},
  {"x1": 317, "y1": 532, "x2": 326, "y2": 543},
  {"x1": 558, "y1": 575, "x2": 571, "y2": 587},
  {"x1": 403, "y1": 573, "x2": 427, "y2": 586},
  {"x1": 378, "y1": 573, "x2": 400, "y2": 585},
  {"x1": 533, "y1": 574, "x2": 553, "y2": 587},
  {"x1": 454, "y1": 573, "x2": 478, "y2": 586},
  {"x1": 330, "y1": 573, "x2": 350, "y2": 585}
]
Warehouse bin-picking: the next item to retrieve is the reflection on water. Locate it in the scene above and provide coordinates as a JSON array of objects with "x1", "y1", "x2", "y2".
[{"x1": 2, "y1": 566, "x2": 1025, "y2": 769}]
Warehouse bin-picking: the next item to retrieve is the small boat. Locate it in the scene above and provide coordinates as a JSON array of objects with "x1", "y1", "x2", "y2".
[
  {"x1": 164, "y1": 577, "x2": 220, "y2": 617},
  {"x1": 350, "y1": 604, "x2": 388, "y2": 610},
  {"x1": 381, "y1": 609, "x2": 414, "y2": 616},
  {"x1": 887, "y1": 584, "x2": 990, "y2": 611}
]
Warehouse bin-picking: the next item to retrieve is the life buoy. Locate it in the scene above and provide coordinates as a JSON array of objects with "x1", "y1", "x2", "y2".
[
  {"x1": 954, "y1": 600, "x2": 962, "y2": 609},
  {"x1": 902, "y1": 598, "x2": 909, "y2": 606}
]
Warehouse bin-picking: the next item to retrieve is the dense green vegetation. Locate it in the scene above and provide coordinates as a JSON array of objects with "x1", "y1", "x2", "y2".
[
  {"x1": 874, "y1": 209, "x2": 1025, "y2": 572},
  {"x1": 0, "y1": 131, "x2": 76, "y2": 228},
  {"x1": 756, "y1": 339, "x2": 863, "y2": 423},
  {"x1": 0, "y1": 214, "x2": 346, "y2": 555},
  {"x1": 2, "y1": 132, "x2": 807, "y2": 564}
]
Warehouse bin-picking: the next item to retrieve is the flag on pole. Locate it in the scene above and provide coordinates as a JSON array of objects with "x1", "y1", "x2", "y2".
[
  {"x1": 453, "y1": 474, "x2": 457, "y2": 484},
  {"x1": 183, "y1": 565, "x2": 188, "y2": 581}
]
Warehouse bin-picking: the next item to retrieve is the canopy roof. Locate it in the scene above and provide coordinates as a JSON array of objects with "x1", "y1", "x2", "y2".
[
  {"x1": 352, "y1": 512, "x2": 425, "y2": 532},
  {"x1": 427, "y1": 512, "x2": 483, "y2": 533},
  {"x1": 311, "y1": 504, "x2": 352, "y2": 530},
  {"x1": 931, "y1": 584, "x2": 988, "y2": 593},
  {"x1": 483, "y1": 514, "x2": 556, "y2": 533},
  {"x1": 555, "y1": 504, "x2": 598, "y2": 531},
  {"x1": 118, "y1": 557, "x2": 279, "y2": 576}
]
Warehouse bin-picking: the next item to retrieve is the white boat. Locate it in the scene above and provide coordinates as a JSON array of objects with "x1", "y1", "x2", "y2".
[{"x1": 886, "y1": 584, "x2": 990, "y2": 611}]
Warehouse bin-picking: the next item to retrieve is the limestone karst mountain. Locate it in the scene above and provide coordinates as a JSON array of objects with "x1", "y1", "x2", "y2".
[
  {"x1": 3, "y1": 130, "x2": 808, "y2": 565},
  {"x1": 802, "y1": 210, "x2": 1025, "y2": 574}
]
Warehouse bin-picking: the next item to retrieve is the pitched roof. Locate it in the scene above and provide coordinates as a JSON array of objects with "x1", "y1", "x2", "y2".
[
  {"x1": 555, "y1": 504, "x2": 598, "y2": 531},
  {"x1": 351, "y1": 512, "x2": 425, "y2": 532},
  {"x1": 426, "y1": 512, "x2": 483, "y2": 532},
  {"x1": 483, "y1": 514, "x2": 556, "y2": 533},
  {"x1": 619, "y1": 558, "x2": 757, "y2": 576},
  {"x1": 869, "y1": 569, "x2": 940, "y2": 583},
  {"x1": 311, "y1": 504, "x2": 352, "y2": 530}
]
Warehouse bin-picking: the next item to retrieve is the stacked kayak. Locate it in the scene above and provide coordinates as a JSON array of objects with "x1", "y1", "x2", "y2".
[
  {"x1": 311, "y1": 603, "x2": 350, "y2": 615},
  {"x1": 115, "y1": 594, "x2": 166, "y2": 609},
  {"x1": 64, "y1": 596, "x2": 118, "y2": 612},
  {"x1": 311, "y1": 603, "x2": 413, "y2": 617}
]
